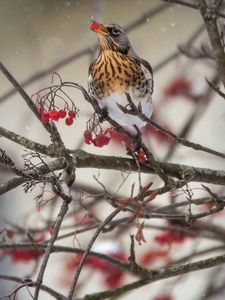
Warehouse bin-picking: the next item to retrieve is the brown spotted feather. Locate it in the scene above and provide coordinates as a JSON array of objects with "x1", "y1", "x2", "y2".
[{"x1": 89, "y1": 50, "x2": 153, "y2": 100}]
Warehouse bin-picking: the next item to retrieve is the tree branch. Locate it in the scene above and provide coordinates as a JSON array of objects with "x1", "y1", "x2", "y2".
[
  {"x1": 2, "y1": 150, "x2": 225, "y2": 199},
  {"x1": 0, "y1": 126, "x2": 52, "y2": 156},
  {"x1": 0, "y1": 274, "x2": 66, "y2": 300},
  {"x1": 0, "y1": 62, "x2": 51, "y2": 133},
  {"x1": 75, "y1": 253, "x2": 225, "y2": 300},
  {"x1": 33, "y1": 197, "x2": 72, "y2": 299},
  {"x1": 67, "y1": 209, "x2": 121, "y2": 300},
  {"x1": 196, "y1": 0, "x2": 225, "y2": 86},
  {"x1": 162, "y1": 0, "x2": 225, "y2": 18}
]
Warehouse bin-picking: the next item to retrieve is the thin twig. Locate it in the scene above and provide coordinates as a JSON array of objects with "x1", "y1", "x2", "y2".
[
  {"x1": 116, "y1": 96, "x2": 225, "y2": 160},
  {"x1": 0, "y1": 275, "x2": 66, "y2": 300},
  {"x1": 74, "y1": 253, "x2": 225, "y2": 300},
  {"x1": 196, "y1": 0, "x2": 225, "y2": 86},
  {"x1": 0, "y1": 62, "x2": 51, "y2": 133},
  {"x1": 2, "y1": 151, "x2": 225, "y2": 199},
  {"x1": 154, "y1": 24, "x2": 205, "y2": 71},
  {"x1": 33, "y1": 199, "x2": 71, "y2": 299},
  {"x1": 162, "y1": 0, "x2": 225, "y2": 18},
  {"x1": 67, "y1": 208, "x2": 120, "y2": 300}
]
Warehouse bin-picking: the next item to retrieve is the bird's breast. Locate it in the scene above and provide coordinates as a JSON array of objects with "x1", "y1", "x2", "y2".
[{"x1": 88, "y1": 50, "x2": 152, "y2": 100}]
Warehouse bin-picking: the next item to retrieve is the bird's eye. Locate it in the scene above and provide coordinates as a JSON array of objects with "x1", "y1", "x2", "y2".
[{"x1": 111, "y1": 27, "x2": 120, "y2": 36}]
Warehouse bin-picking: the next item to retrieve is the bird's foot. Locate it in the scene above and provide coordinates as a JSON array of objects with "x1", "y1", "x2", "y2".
[
  {"x1": 132, "y1": 125, "x2": 143, "y2": 152},
  {"x1": 125, "y1": 130, "x2": 142, "y2": 157},
  {"x1": 98, "y1": 107, "x2": 108, "y2": 123},
  {"x1": 132, "y1": 137, "x2": 142, "y2": 152}
]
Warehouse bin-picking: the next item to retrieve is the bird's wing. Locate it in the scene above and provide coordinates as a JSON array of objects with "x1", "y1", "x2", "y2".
[
  {"x1": 88, "y1": 60, "x2": 95, "y2": 76},
  {"x1": 139, "y1": 58, "x2": 153, "y2": 76},
  {"x1": 139, "y1": 58, "x2": 154, "y2": 95}
]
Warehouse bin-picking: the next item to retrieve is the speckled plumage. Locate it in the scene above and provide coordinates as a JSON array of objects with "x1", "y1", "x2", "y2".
[{"x1": 88, "y1": 22, "x2": 154, "y2": 129}]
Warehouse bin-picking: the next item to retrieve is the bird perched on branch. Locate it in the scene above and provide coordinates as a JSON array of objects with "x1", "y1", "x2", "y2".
[{"x1": 88, "y1": 21, "x2": 153, "y2": 131}]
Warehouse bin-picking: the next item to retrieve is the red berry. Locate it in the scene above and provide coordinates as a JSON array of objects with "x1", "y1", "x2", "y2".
[
  {"x1": 65, "y1": 117, "x2": 74, "y2": 126},
  {"x1": 58, "y1": 109, "x2": 67, "y2": 118},
  {"x1": 94, "y1": 138, "x2": 104, "y2": 147},
  {"x1": 68, "y1": 110, "x2": 76, "y2": 118},
  {"x1": 94, "y1": 133, "x2": 110, "y2": 147},
  {"x1": 137, "y1": 148, "x2": 146, "y2": 163},
  {"x1": 84, "y1": 130, "x2": 93, "y2": 144},
  {"x1": 41, "y1": 111, "x2": 50, "y2": 124},
  {"x1": 49, "y1": 110, "x2": 59, "y2": 121}
]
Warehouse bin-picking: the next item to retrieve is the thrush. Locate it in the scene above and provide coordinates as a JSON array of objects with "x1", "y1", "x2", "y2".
[{"x1": 88, "y1": 21, "x2": 154, "y2": 131}]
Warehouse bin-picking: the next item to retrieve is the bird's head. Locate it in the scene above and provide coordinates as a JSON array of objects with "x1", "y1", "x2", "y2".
[{"x1": 90, "y1": 21, "x2": 133, "y2": 55}]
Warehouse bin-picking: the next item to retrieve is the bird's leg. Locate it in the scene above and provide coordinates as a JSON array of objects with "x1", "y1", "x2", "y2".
[
  {"x1": 125, "y1": 126, "x2": 142, "y2": 157},
  {"x1": 98, "y1": 107, "x2": 108, "y2": 123},
  {"x1": 125, "y1": 143, "x2": 134, "y2": 157},
  {"x1": 132, "y1": 125, "x2": 143, "y2": 152}
]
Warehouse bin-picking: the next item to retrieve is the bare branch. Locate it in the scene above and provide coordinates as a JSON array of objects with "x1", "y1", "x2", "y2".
[
  {"x1": 2, "y1": 150, "x2": 225, "y2": 198},
  {"x1": 67, "y1": 208, "x2": 120, "y2": 300},
  {"x1": 196, "y1": 0, "x2": 225, "y2": 86},
  {"x1": 0, "y1": 274, "x2": 66, "y2": 300},
  {"x1": 0, "y1": 126, "x2": 52, "y2": 156},
  {"x1": 162, "y1": 0, "x2": 225, "y2": 18},
  {"x1": 74, "y1": 253, "x2": 225, "y2": 300},
  {"x1": 33, "y1": 200, "x2": 71, "y2": 299},
  {"x1": 0, "y1": 62, "x2": 51, "y2": 133}
]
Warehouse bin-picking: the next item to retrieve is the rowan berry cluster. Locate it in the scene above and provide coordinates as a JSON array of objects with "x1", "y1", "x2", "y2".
[
  {"x1": 37, "y1": 107, "x2": 77, "y2": 126},
  {"x1": 84, "y1": 128, "x2": 147, "y2": 165},
  {"x1": 84, "y1": 129, "x2": 111, "y2": 147}
]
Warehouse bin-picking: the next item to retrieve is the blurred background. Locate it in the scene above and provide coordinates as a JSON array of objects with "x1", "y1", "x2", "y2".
[{"x1": 1, "y1": 0, "x2": 225, "y2": 299}]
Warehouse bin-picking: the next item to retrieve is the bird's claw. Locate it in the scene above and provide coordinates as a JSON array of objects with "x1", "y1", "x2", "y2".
[{"x1": 98, "y1": 107, "x2": 108, "y2": 123}]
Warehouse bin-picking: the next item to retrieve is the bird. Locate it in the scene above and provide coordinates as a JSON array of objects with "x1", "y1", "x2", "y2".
[{"x1": 88, "y1": 21, "x2": 154, "y2": 132}]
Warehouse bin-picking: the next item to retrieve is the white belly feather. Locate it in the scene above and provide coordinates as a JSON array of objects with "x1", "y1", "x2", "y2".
[{"x1": 97, "y1": 90, "x2": 153, "y2": 130}]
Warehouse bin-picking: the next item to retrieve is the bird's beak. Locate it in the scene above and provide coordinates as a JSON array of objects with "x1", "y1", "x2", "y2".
[{"x1": 89, "y1": 21, "x2": 109, "y2": 35}]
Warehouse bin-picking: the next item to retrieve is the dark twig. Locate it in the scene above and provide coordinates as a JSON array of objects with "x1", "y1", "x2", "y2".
[
  {"x1": 33, "y1": 197, "x2": 72, "y2": 299},
  {"x1": 0, "y1": 64, "x2": 73, "y2": 170},
  {"x1": 154, "y1": 24, "x2": 205, "y2": 72},
  {"x1": 74, "y1": 253, "x2": 225, "y2": 300},
  {"x1": 150, "y1": 118, "x2": 225, "y2": 159},
  {"x1": 2, "y1": 151, "x2": 225, "y2": 198},
  {"x1": 206, "y1": 77, "x2": 225, "y2": 99},
  {"x1": 196, "y1": 0, "x2": 225, "y2": 86},
  {"x1": 0, "y1": 126, "x2": 51, "y2": 156},
  {"x1": 0, "y1": 274, "x2": 66, "y2": 300},
  {"x1": 164, "y1": 73, "x2": 220, "y2": 161},
  {"x1": 67, "y1": 208, "x2": 121, "y2": 300},
  {"x1": 117, "y1": 97, "x2": 225, "y2": 160},
  {"x1": 162, "y1": 0, "x2": 225, "y2": 18},
  {"x1": 0, "y1": 62, "x2": 51, "y2": 133},
  {"x1": 179, "y1": 43, "x2": 214, "y2": 60},
  {"x1": 203, "y1": 266, "x2": 225, "y2": 299}
]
